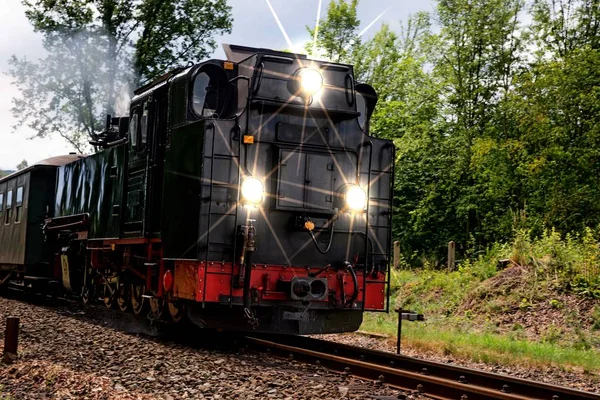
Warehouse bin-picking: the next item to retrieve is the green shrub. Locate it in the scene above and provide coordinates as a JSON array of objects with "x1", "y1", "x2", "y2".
[
  {"x1": 541, "y1": 325, "x2": 563, "y2": 344},
  {"x1": 519, "y1": 298, "x2": 532, "y2": 310},
  {"x1": 592, "y1": 306, "x2": 600, "y2": 331},
  {"x1": 549, "y1": 299, "x2": 562, "y2": 309}
]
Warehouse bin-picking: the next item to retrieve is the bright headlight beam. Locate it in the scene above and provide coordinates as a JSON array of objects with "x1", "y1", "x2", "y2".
[
  {"x1": 298, "y1": 68, "x2": 323, "y2": 95},
  {"x1": 345, "y1": 185, "x2": 367, "y2": 212},
  {"x1": 265, "y1": 0, "x2": 294, "y2": 49},
  {"x1": 241, "y1": 177, "x2": 264, "y2": 204}
]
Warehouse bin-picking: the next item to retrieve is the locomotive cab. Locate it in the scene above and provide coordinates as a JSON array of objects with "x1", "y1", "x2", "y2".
[{"x1": 151, "y1": 44, "x2": 394, "y2": 333}]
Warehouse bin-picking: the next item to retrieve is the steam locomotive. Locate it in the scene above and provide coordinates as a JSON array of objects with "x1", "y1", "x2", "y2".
[{"x1": 0, "y1": 44, "x2": 394, "y2": 334}]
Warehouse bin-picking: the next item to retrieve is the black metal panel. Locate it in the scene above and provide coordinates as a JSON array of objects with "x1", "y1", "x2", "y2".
[
  {"x1": 276, "y1": 122, "x2": 329, "y2": 146},
  {"x1": 161, "y1": 120, "x2": 205, "y2": 259},
  {"x1": 276, "y1": 150, "x2": 305, "y2": 210},
  {"x1": 275, "y1": 150, "x2": 336, "y2": 212},
  {"x1": 145, "y1": 87, "x2": 169, "y2": 237},
  {"x1": 55, "y1": 145, "x2": 125, "y2": 239},
  {"x1": 252, "y1": 54, "x2": 357, "y2": 117},
  {"x1": 198, "y1": 120, "x2": 238, "y2": 262}
]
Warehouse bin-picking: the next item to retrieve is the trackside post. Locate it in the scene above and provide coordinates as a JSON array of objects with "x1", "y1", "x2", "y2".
[
  {"x1": 396, "y1": 309, "x2": 424, "y2": 354},
  {"x1": 2, "y1": 317, "x2": 19, "y2": 363}
]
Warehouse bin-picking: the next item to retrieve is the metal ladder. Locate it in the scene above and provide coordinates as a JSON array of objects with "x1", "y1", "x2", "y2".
[
  {"x1": 359, "y1": 142, "x2": 395, "y2": 313},
  {"x1": 201, "y1": 123, "x2": 241, "y2": 307}
]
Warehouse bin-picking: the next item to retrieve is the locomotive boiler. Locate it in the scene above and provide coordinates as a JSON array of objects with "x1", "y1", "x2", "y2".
[{"x1": 0, "y1": 44, "x2": 394, "y2": 334}]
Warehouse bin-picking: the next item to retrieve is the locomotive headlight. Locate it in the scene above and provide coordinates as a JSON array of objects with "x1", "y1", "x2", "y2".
[
  {"x1": 345, "y1": 185, "x2": 367, "y2": 212},
  {"x1": 297, "y1": 68, "x2": 323, "y2": 95},
  {"x1": 241, "y1": 177, "x2": 264, "y2": 204}
]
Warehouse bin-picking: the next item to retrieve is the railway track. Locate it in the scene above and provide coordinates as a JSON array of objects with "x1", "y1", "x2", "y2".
[{"x1": 245, "y1": 334, "x2": 600, "y2": 400}]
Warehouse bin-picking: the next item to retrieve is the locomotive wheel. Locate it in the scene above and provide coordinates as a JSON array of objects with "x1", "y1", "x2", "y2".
[
  {"x1": 167, "y1": 301, "x2": 186, "y2": 323},
  {"x1": 102, "y1": 284, "x2": 115, "y2": 308},
  {"x1": 81, "y1": 286, "x2": 92, "y2": 305},
  {"x1": 130, "y1": 284, "x2": 146, "y2": 315},
  {"x1": 117, "y1": 284, "x2": 130, "y2": 312},
  {"x1": 149, "y1": 296, "x2": 165, "y2": 320}
]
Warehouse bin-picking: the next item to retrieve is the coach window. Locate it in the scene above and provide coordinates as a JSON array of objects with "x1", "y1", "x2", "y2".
[
  {"x1": 0, "y1": 193, "x2": 4, "y2": 222},
  {"x1": 129, "y1": 112, "x2": 139, "y2": 149},
  {"x1": 5, "y1": 189, "x2": 12, "y2": 224},
  {"x1": 15, "y1": 186, "x2": 23, "y2": 223}
]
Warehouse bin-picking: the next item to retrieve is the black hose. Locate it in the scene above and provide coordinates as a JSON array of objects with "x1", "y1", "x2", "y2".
[
  {"x1": 243, "y1": 252, "x2": 252, "y2": 309},
  {"x1": 352, "y1": 232, "x2": 375, "y2": 274},
  {"x1": 309, "y1": 221, "x2": 335, "y2": 254},
  {"x1": 345, "y1": 265, "x2": 359, "y2": 308}
]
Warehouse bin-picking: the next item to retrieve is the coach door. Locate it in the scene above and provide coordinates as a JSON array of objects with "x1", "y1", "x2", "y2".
[{"x1": 123, "y1": 98, "x2": 154, "y2": 237}]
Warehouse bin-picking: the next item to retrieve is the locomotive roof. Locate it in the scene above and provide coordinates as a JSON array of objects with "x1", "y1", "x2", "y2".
[
  {"x1": 222, "y1": 43, "x2": 307, "y2": 62},
  {"x1": 133, "y1": 44, "x2": 309, "y2": 98},
  {"x1": 0, "y1": 154, "x2": 83, "y2": 183}
]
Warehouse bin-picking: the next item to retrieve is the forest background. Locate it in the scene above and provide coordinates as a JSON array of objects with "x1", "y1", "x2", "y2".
[{"x1": 6, "y1": 0, "x2": 600, "y2": 271}]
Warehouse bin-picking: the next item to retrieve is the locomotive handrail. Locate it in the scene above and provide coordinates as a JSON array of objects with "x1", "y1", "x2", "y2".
[
  {"x1": 251, "y1": 62, "x2": 264, "y2": 95},
  {"x1": 43, "y1": 213, "x2": 89, "y2": 232},
  {"x1": 382, "y1": 142, "x2": 396, "y2": 313},
  {"x1": 227, "y1": 75, "x2": 251, "y2": 120},
  {"x1": 202, "y1": 123, "x2": 216, "y2": 308},
  {"x1": 249, "y1": 99, "x2": 360, "y2": 120},
  {"x1": 357, "y1": 140, "x2": 373, "y2": 312},
  {"x1": 237, "y1": 67, "x2": 257, "y2": 311}
]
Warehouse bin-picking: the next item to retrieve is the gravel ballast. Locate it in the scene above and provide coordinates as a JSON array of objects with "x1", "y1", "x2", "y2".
[{"x1": 0, "y1": 296, "x2": 417, "y2": 399}]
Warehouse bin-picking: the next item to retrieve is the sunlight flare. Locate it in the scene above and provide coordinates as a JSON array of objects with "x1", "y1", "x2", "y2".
[{"x1": 265, "y1": 0, "x2": 294, "y2": 50}]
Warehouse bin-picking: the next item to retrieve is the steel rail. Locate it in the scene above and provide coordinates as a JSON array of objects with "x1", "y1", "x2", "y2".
[{"x1": 245, "y1": 334, "x2": 600, "y2": 400}]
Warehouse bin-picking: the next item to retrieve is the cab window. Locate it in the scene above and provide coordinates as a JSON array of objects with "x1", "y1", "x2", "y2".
[
  {"x1": 192, "y1": 72, "x2": 211, "y2": 116},
  {"x1": 129, "y1": 112, "x2": 139, "y2": 148},
  {"x1": 356, "y1": 93, "x2": 367, "y2": 132},
  {"x1": 0, "y1": 193, "x2": 4, "y2": 222},
  {"x1": 140, "y1": 102, "x2": 149, "y2": 146}
]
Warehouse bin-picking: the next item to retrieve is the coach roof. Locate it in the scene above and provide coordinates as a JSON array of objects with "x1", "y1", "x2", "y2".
[{"x1": 0, "y1": 154, "x2": 83, "y2": 183}]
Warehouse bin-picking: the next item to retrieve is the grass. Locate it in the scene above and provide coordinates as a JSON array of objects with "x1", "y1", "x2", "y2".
[
  {"x1": 361, "y1": 312, "x2": 600, "y2": 373},
  {"x1": 362, "y1": 230, "x2": 600, "y2": 374}
]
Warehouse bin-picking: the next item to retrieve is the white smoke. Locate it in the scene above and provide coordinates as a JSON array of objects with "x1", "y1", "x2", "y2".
[{"x1": 114, "y1": 83, "x2": 132, "y2": 117}]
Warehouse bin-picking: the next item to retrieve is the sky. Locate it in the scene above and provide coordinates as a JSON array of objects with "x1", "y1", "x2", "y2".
[{"x1": 0, "y1": 0, "x2": 433, "y2": 170}]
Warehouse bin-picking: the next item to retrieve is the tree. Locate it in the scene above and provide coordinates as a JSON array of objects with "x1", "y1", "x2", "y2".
[
  {"x1": 507, "y1": 0, "x2": 600, "y2": 233},
  {"x1": 421, "y1": 0, "x2": 526, "y2": 253},
  {"x1": 9, "y1": 0, "x2": 232, "y2": 152},
  {"x1": 530, "y1": 0, "x2": 600, "y2": 58},
  {"x1": 16, "y1": 160, "x2": 29, "y2": 170},
  {"x1": 305, "y1": 0, "x2": 360, "y2": 63}
]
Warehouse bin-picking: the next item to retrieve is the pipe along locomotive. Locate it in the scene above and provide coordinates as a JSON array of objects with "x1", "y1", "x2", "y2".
[{"x1": 0, "y1": 45, "x2": 394, "y2": 334}]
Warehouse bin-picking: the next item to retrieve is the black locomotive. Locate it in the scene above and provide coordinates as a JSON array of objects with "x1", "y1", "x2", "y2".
[{"x1": 0, "y1": 44, "x2": 394, "y2": 334}]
